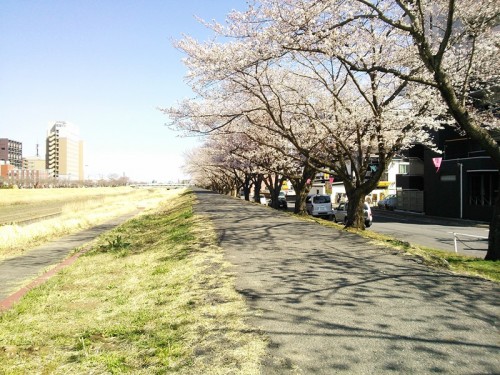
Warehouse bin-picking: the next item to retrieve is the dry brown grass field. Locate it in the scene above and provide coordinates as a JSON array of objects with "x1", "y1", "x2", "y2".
[{"x1": 0, "y1": 186, "x2": 137, "y2": 206}]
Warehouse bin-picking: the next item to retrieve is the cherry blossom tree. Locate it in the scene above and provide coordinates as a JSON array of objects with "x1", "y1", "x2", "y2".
[
  {"x1": 228, "y1": 0, "x2": 500, "y2": 257},
  {"x1": 183, "y1": 146, "x2": 242, "y2": 195},
  {"x1": 168, "y1": 95, "x2": 318, "y2": 212},
  {"x1": 168, "y1": 18, "x2": 443, "y2": 228},
  {"x1": 215, "y1": 131, "x2": 288, "y2": 207},
  {"x1": 167, "y1": 0, "x2": 498, "y2": 256}
]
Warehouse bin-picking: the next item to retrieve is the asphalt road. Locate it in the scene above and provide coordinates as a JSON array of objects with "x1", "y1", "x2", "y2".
[
  {"x1": 281, "y1": 198, "x2": 489, "y2": 258},
  {"x1": 195, "y1": 189, "x2": 499, "y2": 374},
  {"x1": 369, "y1": 209, "x2": 488, "y2": 258}
]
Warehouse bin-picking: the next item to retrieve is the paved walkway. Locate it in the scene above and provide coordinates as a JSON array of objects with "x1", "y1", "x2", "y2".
[
  {"x1": 194, "y1": 189, "x2": 500, "y2": 374},
  {"x1": 0, "y1": 211, "x2": 140, "y2": 305}
]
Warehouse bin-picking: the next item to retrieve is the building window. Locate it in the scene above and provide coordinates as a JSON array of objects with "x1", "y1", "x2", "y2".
[
  {"x1": 441, "y1": 175, "x2": 456, "y2": 182},
  {"x1": 379, "y1": 168, "x2": 389, "y2": 181},
  {"x1": 399, "y1": 163, "x2": 409, "y2": 174},
  {"x1": 468, "y1": 172, "x2": 498, "y2": 206}
]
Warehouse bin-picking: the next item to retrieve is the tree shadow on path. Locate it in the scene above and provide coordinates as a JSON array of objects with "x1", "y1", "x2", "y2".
[{"x1": 194, "y1": 189, "x2": 500, "y2": 374}]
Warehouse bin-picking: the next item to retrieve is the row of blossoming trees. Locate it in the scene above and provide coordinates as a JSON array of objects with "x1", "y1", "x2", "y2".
[{"x1": 163, "y1": 0, "x2": 499, "y2": 259}]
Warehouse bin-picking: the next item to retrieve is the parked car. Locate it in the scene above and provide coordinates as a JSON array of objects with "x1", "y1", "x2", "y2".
[
  {"x1": 384, "y1": 195, "x2": 397, "y2": 210},
  {"x1": 268, "y1": 191, "x2": 288, "y2": 209},
  {"x1": 377, "y1": 194, "x2": 396, "y2": 209},
  {"x1": 306, "y1": 194, "x2": 334, "y2": 220},
  {"x1": 251, "y1": 195, "x2": 267, "y2": 205},
  {"x1": 333, "y1": 202, "x2": 373, "y2": 227}
]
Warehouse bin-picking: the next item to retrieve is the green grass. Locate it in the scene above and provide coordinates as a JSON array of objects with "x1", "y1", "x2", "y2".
[
  {"x1": 414, "y1": 247, "x2": 500, "y2": 281},
  {"x1": 0, "y1": 189, "x2": 266, "y2": 374}
]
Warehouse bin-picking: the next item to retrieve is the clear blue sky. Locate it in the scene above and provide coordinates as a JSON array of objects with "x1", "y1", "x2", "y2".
[{"x1": 0, "y1": 0, "x2": 249, "y2": 182}]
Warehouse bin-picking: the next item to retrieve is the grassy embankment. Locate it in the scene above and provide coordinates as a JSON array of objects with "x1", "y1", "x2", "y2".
[
  {"x1": 0, "y1": 187, "x2": 173, "y2": 260},
  {"x1": 0, "y1": 189, "x2": 266, "y2": 374}
]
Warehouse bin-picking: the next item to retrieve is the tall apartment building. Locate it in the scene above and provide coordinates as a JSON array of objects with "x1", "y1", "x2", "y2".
[
  {"x1": 0, "y1": 138, "x2": 23, "y2": 169},
  {"x1": 46, "y1": 121, "x2": 84, "y2": 180}
]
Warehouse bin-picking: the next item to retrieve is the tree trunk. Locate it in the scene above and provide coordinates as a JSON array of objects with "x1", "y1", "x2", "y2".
[
  {"x1": 294, "y1": 184, "x2": 310, "y2": 215},
  {"x1": 435, "y1": 74, "x2": 500, "y2": 259},
  {"x1": 485, "y1": 174, "x2": 500, "y2": 260},
  {"x1": 290, "y1": 164, "x2": 316, "y2": 215},
  {"x1": 345, "y1": 189, "x2": 366, "y2": 229},
  {"x1": 264, "y1": 173, "x2": 285, "y2": 209},
  {"x1": 418, "y1": 44, "x2": 500, "y2": 259},
  {"x1": 436, "y1": 79, "x2": 500, "y2": 259},
  {"x1": 243, "y1": 175, "x2": 252, "y2": 201},
  {"x1": 253, "y1": 174, "x2": 263, "y2": 203},
  {"x1": 272, "y1": 175, "x2": 285, "y2": 209}
]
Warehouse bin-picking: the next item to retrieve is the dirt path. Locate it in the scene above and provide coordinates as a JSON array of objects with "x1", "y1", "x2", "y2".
[{"x1": 194, "y1": 189, "x2": 500, "y2": 374}]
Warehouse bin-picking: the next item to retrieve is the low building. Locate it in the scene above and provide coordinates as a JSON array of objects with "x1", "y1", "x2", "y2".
[
  {"x1": 6, "y1": 168, "x2": 51, "y2": 187},
  {"x1": 23, "y1": 156, "x2": 46, "y2": 171},
  {"x1": 0, "y1": 162, "x2": 15, "y2": 181},
  {"x1": 329, "y1": 158, "x2": 409, "y2": 206},
  {"x1": 395, "y1": 145, "x2": 425, "y2": 212}
]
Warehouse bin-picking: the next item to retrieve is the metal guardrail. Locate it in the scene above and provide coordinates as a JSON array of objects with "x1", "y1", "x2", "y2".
[
  {"x1": 453, "y1": 232, "x2": 488, "y2": 253},
  {"x1": 0, "y1": 212, "x2": 62, "y2": 226},
  {"x1": 131, "y1": 183, "x2": 189, "y2": 188}
]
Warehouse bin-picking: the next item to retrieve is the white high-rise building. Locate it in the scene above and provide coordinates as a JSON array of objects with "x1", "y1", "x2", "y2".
[{"x1": 46, "y1": 121, "x2": 84, "y2": 181}]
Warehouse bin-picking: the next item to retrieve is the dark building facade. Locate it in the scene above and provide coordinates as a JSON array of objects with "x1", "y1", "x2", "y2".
[
  {"x1": 424, "y1": 128, "x2": 499, "y2": 222},
  {"x1": 0, "y1": 138, "x2": 23, "y2": 169}
]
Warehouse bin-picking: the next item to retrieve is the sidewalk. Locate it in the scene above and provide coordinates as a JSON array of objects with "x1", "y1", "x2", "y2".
[
  {"x1": 194, "y1": 189, "x2": 499, "y2": 374},
  {"x1": 0, "y1": 211, "x2": 140, "y2": 308}
]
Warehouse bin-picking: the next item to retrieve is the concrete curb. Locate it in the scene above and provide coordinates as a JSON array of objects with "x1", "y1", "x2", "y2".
[{"x1": 0, "y1": 246, "x2": 90, "y2": 312}]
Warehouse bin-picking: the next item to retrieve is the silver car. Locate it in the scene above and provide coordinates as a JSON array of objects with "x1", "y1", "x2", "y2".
[
  {"x1": 377, "y1": 194, "x2": 396, "y2": 209},
  {"x1": 333, "y1": 202, "x2": 373, "y2": 227},
  {"x1": 384, "y1": 196, "x2": 397, "y2": 210},
  {"x1": 306, "y1": 194, "x2": 334, "y2": 220},
  {"x1": 377, "y1": 194, "x2": 397, "y2": 210}
]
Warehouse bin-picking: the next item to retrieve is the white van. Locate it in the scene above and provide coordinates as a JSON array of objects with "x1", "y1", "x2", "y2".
[{"x1": 306, "y1": 194, "x2": 334, "y2": 220}]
